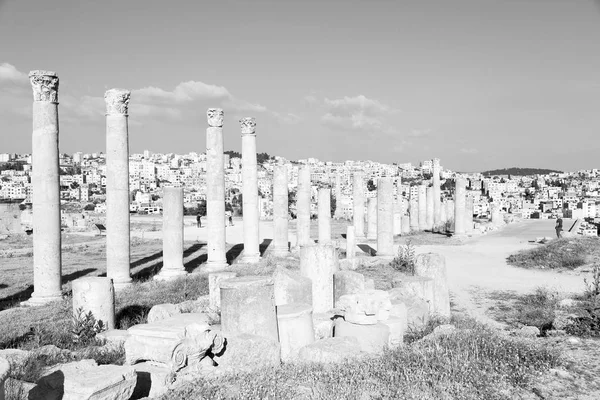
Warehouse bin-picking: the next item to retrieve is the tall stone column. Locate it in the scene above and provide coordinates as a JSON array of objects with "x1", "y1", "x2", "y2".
[
  {"x1": 446, "y1": 199, "x2": 455, "y2": 232},
  {"x1": 352, "y1": 171, "x2": 366, "y2": 240},
  {"x1": 454, "y1": 177, "x2": 466, "y2": 235},
  {"x1": 206, "y1": 108, "x2": 228, "y2": 270},
  {"x1": 240, "y1": 117, "x2": 260, "y2": 263},
  {"x1": 272, "y1": 164, "x2": 290, "y2": 256},
  {"x1": 440, "y1": 199, "x2": 447, "y2": 231},
  {"x1": 156, "y1": 187, "x2": 187, "y2": 280},
  {"x1": 432, "y1": 159, "x2": 441, "y2": 231},
  {"x1": 366, "y1": 197, "x2": 377, "y2": 240},
  {"x1": 465, "y1": 195, "x2": 474, "y2": 233},
  {"x1": 26, "y1": 71, "x2": 62, "y2": 305},
  {"x1": 296, "y1": 165, "x2": 311, "y2": 247},
  {"x1": 491, "y1": 203, "x2": 502, "y2": 226},
  {"x1": 409, "y1": 188, "x2": 419, "y2": 231},
  {"x1": 346, "y1": 226, "x2": 355, "y2": 259},
  {"x1": 426, "y1": 186, "x2": 434, "y2": 231},
  {"x1": 318, "y1": 188, "x2": 331, "y2": 244},
  {"x1": 105, "y1": 88, "x2": 132, "y2": 289},
  {"x1": 393, "y1": 201, "x2": 402, "y2": 236},
  {"x1": 418, "y1": 184, "x2": 427, "y2": 231},
  {"x1": 377, "y1": 178, "x2": 394, "y2": 256},
  {"x1": 334, "y1": 172, "x2": 342, "y2": 219}
]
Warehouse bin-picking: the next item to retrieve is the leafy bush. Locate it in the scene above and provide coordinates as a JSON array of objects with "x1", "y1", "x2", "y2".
[
  {"x1": 71, "y1": 308, "x2": 106, "y2": 345},
  {"x1": 507, "y1": 237, "x2": 599, "y2": 270},
  {"x1": 565, "y1": 264, "x2": 600, "y2": 337},
  {"x1": 390, "y1": 240, "x2": 416, "y2": 274}
]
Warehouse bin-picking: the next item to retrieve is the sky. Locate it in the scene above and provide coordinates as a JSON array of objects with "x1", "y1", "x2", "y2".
[{"x1": 0, "y1": 0, "x2": 599, "y2": 172}]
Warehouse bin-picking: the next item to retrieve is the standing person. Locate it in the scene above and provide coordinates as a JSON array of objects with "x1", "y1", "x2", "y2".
[
  {"x1": 196, "y1": 214, "x2": 201, "y2": 228},
  {"x1": 228, "y1": 214, "x2": 233, "y2": 226},
  {"x1": 555, "y1": 217, "x2": 563, "y2": 238}
]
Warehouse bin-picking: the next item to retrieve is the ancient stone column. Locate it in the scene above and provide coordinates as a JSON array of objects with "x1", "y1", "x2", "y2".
[
  {"x1": 276, "y1": 303, "x2": 315, "y2": 362},
  {"x1": 272, "y1": 164, "x2": 290, "y2": 256},
  {"x1": 366, "y1": 197, "x2": 377, "y2": 240},
  {"x1": 418, "y1": 184, "x2": 427, "y2": 231},
  {"x1": 206, "y1": 108, "x2": 228, "y2": 270},
  {"x1": 432, "y1": 159, "x2": 441, "y2": 231},
  {"x1": 300, "y1": 244, "x2": 337, "y2": 313},
  {"x1": 240, "y1": 117, "x2": 260, "y2": 263},
  {"x1": 209, "y1": 271, "x2": 237, "y2": 309},
  {"x1": 334, "y1": 172, "x2": 342, "y2": 219},
  {"x1": 318, "y1": 188, "x2": 331, "y2": 244},
  {"x1": 454, "y1": 177, "x2": 467, "y2": 235},
  {"x1": 72, "y1": 277, "x2": 115, "y2": 329},
  {"x1": 105, "y1": 88, "x2": 132, "y2": 289},
  {"x1": 156, "y1": 187, "x2": 187, "y2": 280},
  {"x1": 465, "y1": 195, "x2": 474, "y2": 233},
  {"x1": 296, "y1": 165, "x2": 311, "y2": 247},
  {"x1": 346, "y1": 225, "x2": 355, "y2": 259},
  {"x1": 393, "y1": 208, "x2": 402, "y2": 236},
  {"x1": 446, "y1": 199, "x2": 455, "y2": 232},
  {"x1": 491, "y1": 203, "x2": 502, "y2": 226},
  {"x1": 377, "y1": 178, "x2": 394, "y2": 256},
  {"x1": 401, "y1": 215, "x2": 410, "y2": 235},
  {"x1": 440, "y1": 200, "x2": 447, "y2": 231},
  {"x1": 26, "y1": 71, "x2": 62, "y2": 305},
  {"x1": 409, "y1": 189, "x2": 419, "y2": 231},
  {"x1": 414, "y1": 253, "x2": 450, "y2": 317},
  {"x1": 426, "y1": 186, "x2": 434, "y2": 231},
  {"x1": 353, "y1": 171, "x2": 366, "y2": 240}
]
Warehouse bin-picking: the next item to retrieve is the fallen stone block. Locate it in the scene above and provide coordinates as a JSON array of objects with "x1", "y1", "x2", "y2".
[
  {"x1": 334, "y1": 271, "x2": 365, "y2": 306},
  {"x1": 208, "y1": 272, "x2": 237, "y2": 310},
  {"x1": 298, "y1": 337, "x2": 366, "y2": 364},
  {"x1": 380, "y1": 317, "x2": 405, "y2": 348},
  {"x1": 147, "y1": 304, "x2": 182, "y2": 324},
  {"x1": 213, "y1": 332, "x2": 280, "y2": 372},
  {"x1": 131, "y1": 362, "x2": 175, "y2": 399},
  {"x1": 96, "y1": 329, "x2": 129, "y2": 347},
  {"x1": 336, "y1": 290, "x2": 392, "y2": 324},
  {"x1": 276, "y1": 303, "x2": 315, "y2": 362},
  {"x1": 391, "y1": 275, "x2": 435, "y2": 313},
  {"x1": 312, "y1": 312, "x2": 336, "y2": 340},
  {"x1": 334, "y1": 319, "x2": 390, "y2": 354},
  {"x1": 388, "y1": 293, "x2": 429, "y2": 329},
  {"x1": 273, "y1": 267, "x2": 312, "y2": 307}
]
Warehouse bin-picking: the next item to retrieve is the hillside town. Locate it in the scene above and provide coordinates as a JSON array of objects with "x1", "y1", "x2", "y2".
[{"x1": 0, "y1": 151, "x2": 599, "y2": 236}]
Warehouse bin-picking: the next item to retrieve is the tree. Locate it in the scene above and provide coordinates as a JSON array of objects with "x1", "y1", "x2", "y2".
[
  {"x1": 197, "y1": 200, "x2": 207, "y2": 217},
  {"x1": 330, "y1": 191, "x2": 337, "y2": 218},
  {"x1": 367, "y1": 179, "x2": 376, "y2": 192},
  {"x1": 288, "y1": 189, "x2": 297, "y2": 218}
]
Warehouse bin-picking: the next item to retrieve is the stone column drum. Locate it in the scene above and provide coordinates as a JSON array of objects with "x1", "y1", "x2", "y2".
[
  {"x1": 105, "y1": 88, "x2": 132, "y2": 289},
  {"x1": 72, "y1": 277, "x2": 116, "y2": 329},
  {"x1": 418, "y1": 184, "x2": 427, "y2": 231},
  {"x1": 240, "y1": 117, "x2": 260, "y2": 263},
  {"x1": 414, "y1": 253, "x2": 451, "y2": 317},
  {"x1": 465, "y1": 195, "x2": 474, "y2": 233},
  {"x1": 209, "y1": 271, "x2": 238, "y2": 309},
  {"x1": 352, "y1": 171, "x2": 366, "y2": 240},
  {"x1": 346, "y1": 225, "x2": 355, "y2": 259},
  {"x1": 206, "y1": 109, "x2": 228, "y2": 270},
  {"x1": 318, "y1": 188, "x2": 331, "y2": 244},
  {"x1": 432, "y1": 159, "x2": 442, "y2": 231},
  {"x1": 366, "y1": 197, "x2": 377, "y2": 240},
  {"x1": 272, "y1": 164, "x2": 290, "y2": 256},
  {"x1": 299, "y1": 244, "x2": 338, "y2": 313},
  {"x1": 426, "y1": 186, "x2": 434, "y2": 231},
  {"x1": 156, "y1": 187, "x2": 187, "y2": 280},
  {"x1": 377, "y1": 178, "x2": 394, "y2": 256},
  {"x1": 296, "y1": 165, "x2": 311, "y2": 247},
  {"x1": 276, "y1": 303, "x2": 315, "y2": 362},
  {"x1": 220, "y1": 276, "x2": 279, "y2": 341},
  {"x1": 454, "y1": 178, "x2": 467, "y2": 235},
  {"x1": 409, "y1": 189, "x2": 419, "y2": 231},
  {"x1": 401, "y1": 215, "x2": 410, "y2": 235},
  {"x1": 26, "y1": 71, "x2": 62, "y2": 305}
]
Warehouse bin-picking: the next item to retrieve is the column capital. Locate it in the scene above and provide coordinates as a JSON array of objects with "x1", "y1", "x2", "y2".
[
  {"x1": 29, "y1": 70, "x2": 59, "y2": 103},
  {"x1": 105, "y1": 89, "x2": 131, "y2": 116},
  {"x1": 207, "y1": 108, "x2": 224, "y2": 127},
  {"x1": 239, "y1": 117, "x2": 256, "y2": 135}
]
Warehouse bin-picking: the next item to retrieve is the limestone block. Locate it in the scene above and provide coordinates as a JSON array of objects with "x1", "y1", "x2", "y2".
[
  {"x1": 414, "y1": 253, "x2": 451, "y2": 317},
  {"x1": 147, "y1": 303, "x2": 181, "y2": 323},
  {"x1": 209, "y1": 272, "x2": 237, "y2": 309},
  {"x1": 334, "y1": 320, "x2": 390, "y2": 354},
  {"x1": 388, "y1": 294, "x2": 429, "y2": 329},
  {"x1": 334, "y1": 271, "x2": 365, "y2": 306},
  {"x1": 338, "y1": 258, "x2": 360, "y2": 271},
  {"x1": 312, "y1": 313, "x2": 335, "y2": 340},
  {"x1": 0, "y1": 357, "x2": 8, "y2": 400},
  {"x1": 365, "y1": 279, "x2": 375, "y2": 290},
  {"x1": 336, "y1": 290, "x2": 392, "y2": 324},
  {"x1": 298, "y1": 337, "x2": 365, "y2": 364},
  {"x1": 96, "y1": 329, "x2": 129, "y2": 347},
  {"x1": 72, "y1": 277, "x2": 115, "y2": 330},
  {"x1": 131, "y1": 362, "x2": 175, "y2": 399},
  {"x1": 213, "y1": 333, "x2": 280, "y2": 372},
  {"x1": 0, "y1": 349, "x2": 29, "y2": 367},
  {"x1": 276, "y1": 303, "x2": 315, "y2": 362},
  {"x1": 380, "y1": 317, "x2": 405, "y2": 348},
  {"x1": 220, "y1": 276, "x2": 279, "y2": 341},
  {"x1": 273, "y1": 267, "x2": 312, "y2": 307},
  {"x1": 391, "y1": 275, "x2": 435, "y2": 313},
  {"x1": 299, "y1": 244, "x2": 337, "y2": 313},
  {"x1": 29, "y1": 360, "x2": 137, "y2": 400}
]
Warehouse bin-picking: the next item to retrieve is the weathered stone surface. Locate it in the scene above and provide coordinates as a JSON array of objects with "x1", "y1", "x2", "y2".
[
  {"x1": 336, "y1": 290, "x2": 392, "y2": 324},
  {"x1": 414, "y1": 253, "x2": 450, "y2": 317},
  {"x1": 299, "y1": 244, "x2": 337, "y2": 313},
  {"x1": 515, "y1": 326, "x2": 540, "y2": 338},
  {"x1": 334, "y1": 320, "x2": 390, "y2": 354},
  {"x1": 131, "y1": 362, "x2": 175, "y2": 399},
  {"x1": 298, "y1": 337, "x2": 365, "y2": 364},
  {"x1": 334, "y1": 271, "x2": 365, "y2": 307},
  {"x1": 277, "y1": 303, "x2": 315, "y2": 362},
  {"x1": 365, "y1": 279, "x2": 375, "y2": 290},
  {"x1": 96, "y1": 329, "x2": 129, "y2": 347},
  {"x1": 312, "y1": 313, "x2": 336, "y2": 340},
  {"x1": 213, "y1": 333, "x2": 280, "y2": 371},
  {"x1": 147, "y1": 303, "x2": 181, "y2": 323},
  {"x1": 209, "y1": 272, "x2": 237, "y2": 309},
  {"x1": 29, "y1": 360, "x2": 137, "y2": 400},
  {"x1": 388, "y1": 293, "x2": 430, "y2": 329},
  {"x1": 273, "y1": 267, "x2": 312, "y2": 307},
  {"x1": 0, "y1": 348, "x2": 29, "y2": 367},
  {"x1": 391, "y1": 275, "x2": 435, "y2": 313},
  {"x1": 0, "y1": 357, "x2": 9, "y2": 400},
  {"x1": 421, "y1": 324, "x2": 456, "y2": 341},
  {"x1": 380, "y1": 317, "x2": 405, "y2": 347}
]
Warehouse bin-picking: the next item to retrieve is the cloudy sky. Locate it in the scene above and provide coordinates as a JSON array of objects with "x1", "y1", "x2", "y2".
[{"x1": 1, "y1": 0, "x2": 599, "y2": 172}]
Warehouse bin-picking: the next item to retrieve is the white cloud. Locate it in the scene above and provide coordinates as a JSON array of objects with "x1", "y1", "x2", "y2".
[
  {"x1": 0, "y1": 63, "x2": 28, "y2": 83},
  {"x1": 460, "y1": 148, "x2": 479, "y2": 154},
  {"x1": 408, "y1": 129, "x2": 431, "y2": 138}
]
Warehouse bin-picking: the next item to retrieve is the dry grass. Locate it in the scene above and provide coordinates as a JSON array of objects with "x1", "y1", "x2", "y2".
[{"x1": 507, "y1": 237, "x2": 600, "y2": 270}]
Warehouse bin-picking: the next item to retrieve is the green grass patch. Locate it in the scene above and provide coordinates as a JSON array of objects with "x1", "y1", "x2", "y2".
[{"x1": 506, "y1": 237, "x2": 600, "y2": 270}]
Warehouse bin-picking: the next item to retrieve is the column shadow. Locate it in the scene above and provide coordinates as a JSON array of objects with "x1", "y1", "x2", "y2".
[
  {"x1": 259, "y1": 239, "x2": 272, "y2": 256},
  {"x1": 226, "y1": 244, "x2": 244, "y2": 264},
  {"x1": 357, "y1": 244, "x2": 377, "y2": 256}
]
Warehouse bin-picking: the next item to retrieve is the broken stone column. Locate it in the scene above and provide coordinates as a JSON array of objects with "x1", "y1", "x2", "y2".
[
  {"x1": 156, "y1": 187, "x2": 187, "y2": 280},
  {"x1": 418, "y1": 184, "x2": 427, "y2": 231},
  {"x1": 414, "y1": 253, "x2": 451, "y2": 317},
  {"x1": 334, "y1": 172, "x2": 343, "y2": 219},
  {"x1": 426, "y1": 186, "x2": 434, "y2": 231},
  {"x1": 206, "y1": 108, "x2": 228, "y2": 270},
  {"x1": 366, "y1": 197, "x2": 377, "y2": 240},
  {"x1": 272, "y1": 164, "x2": 290, "y2": 256},
  {"x1": 105, "y1": 88, "x2": 132, "y2": 289},
  {"x1": 273, "y1": 267, "x2": 312, "y2": 306},
  {"x1": 318, "y1": 188, "x2": 331, "y2": 244},
  {"x1": 276, "y1": 303, "x2": 315, "y2": 362},
  {"x1": 465, "y1": 195, "x2": 474, "y2": 233},
  {"x1": 240, "y1": 117, "x2": 260, "y2": 263},
  {"x1": 334, "y1": 319, "x2": 390, "y2": 355},
  {"x1": 209, "y1": 271, "x2": 237, "y2": 309},
  {"x1": 432, "y1": 159, "x2": 442, "y2": 231},
  {"x1": 353, "y1": 171, "x2": 366, "y2": 240},
  {"x1": 346, "y1": 225, "x2": 355, "y2": 259},
  {"x1": 409, "y1": 190, "x2": 419, "y2": 231},
  {"x1": 296, "y1": 165, "x2": 311, "y2": 247},
  {"x1": 454, "y1": 178, "x2": 466, "y2": 235},
  {"x1": 377, "y1": 178, "x2": 394, "y2": 256},
  {"x1": 26, "y1": 71, "x2": 62, "y2": 305},
  {"x1": 401, "y1": 215, "x2": 410, "y2": 235},
  {"x1": 334, "y1": 270, "x2": 365, "y2": 305},
  {"x1": 300, "y1": 244, "x2": 337, "y2": 313},
  {"x1": 220, "y1": 276, "x2": 279, "y2": 341},
  {"x1": 72, "y1": 277, "x2": 115, "y2": 329}
]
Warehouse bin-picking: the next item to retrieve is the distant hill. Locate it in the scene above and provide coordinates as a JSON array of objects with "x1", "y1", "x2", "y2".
[{"x1": 481, "y1": 167, "x2": 562, "y2": 177}]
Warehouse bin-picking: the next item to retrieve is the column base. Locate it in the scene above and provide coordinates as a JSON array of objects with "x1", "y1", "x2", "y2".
[
  {"x1": 154, "y1": 268, "x2": 188, "y2": 282},
  {"x1": 112, "y1": 279, "x2": 133, "y2": 291},
  {"x1": 354, "y1": 235, "x2": 367, "y2": 243},
  {"x1": 240, "y1": 252, "x2": 261, "y2": 264},
  {"x1": 366, "y1": 235, "x2": 377, "y2": 241},
  {"x1": 204, "y1": 260, "x2": 229, "y2": 272},
  {"x1": 21, "y1": 292, "x2": 62, "y2": 307}
]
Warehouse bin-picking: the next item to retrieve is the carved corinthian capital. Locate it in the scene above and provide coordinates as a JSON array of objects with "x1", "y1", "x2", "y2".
[
  {"x1": 239, "y1": 117, "x2": 256, "y2": 135},
  {"x1": 29, "y1": 70, "x2": 59, "y2": 103},
  {"x1": 105, "y1": 89, "x2": 131, "y2": 116},
  {"x1": 207, "y1": 108, "x2": 224, "y2": 127}
]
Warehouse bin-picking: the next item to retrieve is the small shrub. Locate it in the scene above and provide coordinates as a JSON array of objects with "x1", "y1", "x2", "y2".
[
  {"x1": 390, "y1": 240, "x2": 416, "y2": 274},
  {"x1": 513, "y1": 287, "x2": 559, "y2": 334},
  {"x1": 565, "y1": 264, "x2": 600, "y2": 337},
  {"x1": 71, "y1": 308, "x2": 106, "y2": 345}
]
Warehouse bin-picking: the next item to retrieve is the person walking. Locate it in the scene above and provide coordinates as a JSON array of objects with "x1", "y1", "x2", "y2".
[
  {"x1": 196, "y1": 214, "x2": 202, "y2": 228},
  {"x1": 555, "y1": 217, "x2": 563, "y2": 238}
]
